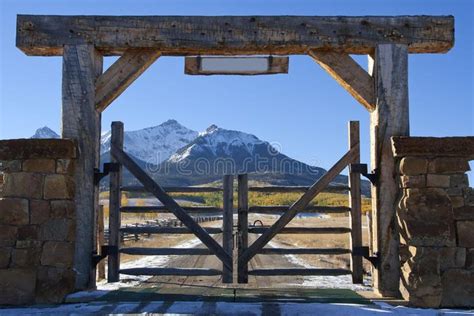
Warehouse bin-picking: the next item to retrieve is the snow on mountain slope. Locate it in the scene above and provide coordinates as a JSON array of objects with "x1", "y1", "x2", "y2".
[
  {"x1": 101, "y1": 119, "x2": 198, "y2": 164},
  {"x1": 31, "y1": 126, "x2": 60, "y2": 139}
]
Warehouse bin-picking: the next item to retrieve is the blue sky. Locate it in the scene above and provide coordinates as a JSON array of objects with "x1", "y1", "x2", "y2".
[{"x1": 0, "y1": 0, "x2": 473, "y2": 176}]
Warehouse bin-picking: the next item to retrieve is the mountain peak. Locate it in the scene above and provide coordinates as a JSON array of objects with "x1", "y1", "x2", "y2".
[
  {"x1": 162, "y1": 119, "x2": 179, "y2": 126},
  {"x1": 31, "y1": 126, "x2": 60, "y2": 139},
  {"x1": 205, "y1": 124, "x2": 219, "y2": 134}
]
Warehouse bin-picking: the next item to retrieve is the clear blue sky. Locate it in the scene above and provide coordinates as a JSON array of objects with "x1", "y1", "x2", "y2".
[{"x1": 1, "y1": 0, "x2": 473, "y2": 176}]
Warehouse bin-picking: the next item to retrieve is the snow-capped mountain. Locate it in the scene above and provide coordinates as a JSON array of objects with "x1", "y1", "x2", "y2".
[
  {"x1": 31, "y1": 126, "x2": 60, "y2": 139},
  {"x1": 101, "y1": 119, "x2": 198, "y2": 164}
]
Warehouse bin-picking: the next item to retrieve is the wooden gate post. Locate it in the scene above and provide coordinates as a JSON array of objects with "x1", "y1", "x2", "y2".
[
  {"x1": 237, "y1": 174, "x2": 249, "y2": 283},
  {"x1": 222, "y1": 174, "x2": 234, "y2": 283},
  {"x1": 108, "y1": 121, "x2": 124, "y2": 282},
  {"x1": 62, "y1": 44, "x2": 103, "y2": 290},
  {"x1": 348, "y1": 121, "x2": 363, "y2": 283},
  {"x1": 97, "y1": 205, "x2": 105, "y2": 281},
  {"x1": 369, "y1": 44, "x2": 409, "y2": 296}
]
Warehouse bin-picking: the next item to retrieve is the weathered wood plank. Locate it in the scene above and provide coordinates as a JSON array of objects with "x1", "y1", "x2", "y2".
[
  {"x1": 111, "y1": 145, "x2": 232, "y2": 271},
  {"x1": 61, "y1": 44, "x2": 102, "y2": 290},
  {"x1": 248, "y1": 205, "x2": 350, "y2": 214},
  {"x1": 222, "y1": 175, "x2": 234, "y2": 283},
  {"x1": 120, "y1": 226, "x2": 223, "y2": 234},
  {"x1": 120, "y1": 268, "x2": 222, "y2": 276},
  {"x1": 17, "y1": 15, "x2": 454, "y2": 56},
  {"x1": 120, "y1": 247, "x2": 212, "y2": 255},
  {"x1": 237, "y1": 174, "x2": 249, "y2": 284},
  {"x1": 248, "y1": 268, "x2": 351, "y2": 276},
  {"x1": 121, "y1": 185, "x2": 223, "y2": 193},
  {"x1": 309, "y1": 51, "x2": 375, "y2": 111},
  {"x1": 248, "y1": 227, "x2": 351, "y2": 234},
  {"x1": 95, "y1": 49, "x2": 160, "y2": 112},
  {"x1": 240, "y1": 146, "x2": 358, "y2": 265},
  {"x1": 107, "y1": 122, "x2": 123, "y2": 283},
  {"x1": 97, "y1": 205, "x2": 105, "y2": 281},
  {"x1": 248, "y1": 185, "x2": 349, "y2": 193},
  {"x1": 369, "y1": 44, "x2": 409, "y2": 296},
  {"x1": 348, "y1": 121, "x2": 363, "y2": 284},
  {"x1": 259, "y1": 248, "x2": 351, "y2": 255},
  {"x1": 120, "y1": 206, "x2": 223, "y2": 213}
]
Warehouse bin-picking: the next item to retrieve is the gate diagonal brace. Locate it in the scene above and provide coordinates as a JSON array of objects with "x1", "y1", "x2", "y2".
[
  {"x1": 353, "y1": 246, "x2": 379, "y2": 268},
  {"x1": 91, "y1": 245, "x2": 118, "y2": 267},
  {"x1": 349, "y1": 163, "x2": 378, "y2": 185},
  {"x1": 94, "y1": 162, "x2": 120, "y2": 185}
]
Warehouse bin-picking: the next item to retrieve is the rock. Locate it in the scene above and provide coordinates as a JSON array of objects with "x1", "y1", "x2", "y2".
[
  {"x1": 43, "y1": 174, "x2": 74, "y2": 199},
  {"x1": 399, "y1": 157, "x2": 428, "y2": 175},
  {"x1": 40, "y1": 218, "x2": 75, "y2": 241},
  {"x1": 449, "y1": 196, "x2": 464, "y2": 208},
  {"x1": 0, "y1": 268, "x2": 36, "y2": 305},
  {"x1": 439, "y1": 247, "x2": 466, "y2": 271},
  {"x1": 0, "y1": 160, "x2": 22, "y2": 172},
  {"x1": 0, "y1": 225, "x2": 17, "y2": 247},
  {"x1": 428, "y1": 158, "x2": 471, "y2": 174},
  {"x1": 0, "y1": 198, "x2": 29, "y2": 225},
  {"x1": 457, "y1": 221, "x2": 474, "y2": 247},
  {"x1": 0, "y1": 247, "x2": 12, "y2": 268},
  {"x1": 30, "y1": 199, "x2": 50, "y2": 224},
  {"x1": 2, "y1": 172, "x2": 43, "y2": 199},
  {"x1": 441, "y1": 269, "x2": 474, "y2": 307},
  {"x1": 40, "y1": 241, "x2": 74, "y2": 268},
  {"x1": 16, "y1": 240, "x2": 42, "y2": 249},
  {"x1": 11, "y1": 248, "x2": 41, "y2": 268},
  {"x1": 0, "y1": 139, "x2": 77, "y2": 160},
  {"x1": 17, "y1": 225, "x2": 39, "y2": 240},
  {"x1": 400, "y1": 175, "x2": 426, "y2": 188},
  {"x1": 35, "y1": 266, "x2": 75, "y2": 304},
  {"x1": 50, "y1": 200, "x2": 75, "y2": 219},
  {"x1": 450, "y1": 174, "x2": 469, "y2": 189},
  {"x1": 453, "y1": 205, "x2": 474, "y2": 220},
  {"x1": 426, "y1": 174, "x2": 450, "y2": 188},
  {"x1": 465, "y1": 188, "x2": 474, "y2": 206},
  {"x1": 466, "y1": 249, "x2": 474, "y2": 269},
  {"x1": 56, "y1": 159, "x2": 74, "y2": 175},
  {"x1": 23, "y1": 159, "x2": 56, "y2": 173}
]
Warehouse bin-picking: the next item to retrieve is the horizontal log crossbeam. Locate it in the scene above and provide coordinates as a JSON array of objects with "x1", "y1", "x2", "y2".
[{"x1": 17, "y1": 15, "x2": 454, "y2": 56}]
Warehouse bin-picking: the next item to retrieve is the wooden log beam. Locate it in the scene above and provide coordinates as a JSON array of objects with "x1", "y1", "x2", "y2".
[
  {"x1": 95, "y1": 49, "x2": 160, "y2": 112},
  {"x1": 309, "y1": 51, "x2": 375, "y2": 111},
  {"x1": 120, "y1": 268, "x2": 222, "y2": 276},
  {"x1": 17, "y1": 15, "x2": 454, "y2": 56},
  {"x1": 259, "y1": 248, "x2": 351, "y2": 255},
  {"x1": 248, "y1": 268, "x2": 351, "y2": 276}
]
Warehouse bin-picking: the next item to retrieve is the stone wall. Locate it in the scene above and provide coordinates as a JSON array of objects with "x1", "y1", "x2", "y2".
[
  {"x1": 0, "y1": 139, "x2": 77, "y2": 305},
  {"x1": 392, "y1": 136, "x2": 474, "y2": 308}
]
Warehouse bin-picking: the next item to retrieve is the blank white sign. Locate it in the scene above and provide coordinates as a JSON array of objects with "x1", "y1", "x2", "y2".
[{"x1": 200, "y1": 57, "x2": 269, "y2": 73}]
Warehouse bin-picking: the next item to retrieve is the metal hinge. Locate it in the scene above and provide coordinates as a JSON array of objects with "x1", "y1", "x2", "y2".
[
  {"x1": 353, "y1": 246, "x2": 379, "y2": 268},
  {"x1": 93, "y1": 162, "x2": 120, "y2": 185},
  {"x1": 350, "y1": 163, "x2": 378, "y2": 185},
  {"x1": 91, "y1": 245, "x2": 118, "y2": 267}
]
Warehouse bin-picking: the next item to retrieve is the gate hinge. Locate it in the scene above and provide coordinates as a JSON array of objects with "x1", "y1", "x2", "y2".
[
  {"x1": 94, "y1": 163, "x2": 120, "y2": 185},
  {"x1": 353, "y1": 246, "x2": 379, "y2": 268},
  {"x1": 91, "y1": 245, "x2": 118, "y2": 267},
  {"x1": 349, "y1": 164, "x2": 378, "y2": 185}
]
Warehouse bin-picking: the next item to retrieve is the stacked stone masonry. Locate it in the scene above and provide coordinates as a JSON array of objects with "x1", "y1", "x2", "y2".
[
  {"x1": 0, "y1": 139, "x2": 77, "y2": 305},
  {"x1": 392, "y1": 136, "x2": 474, "y2": 308}
]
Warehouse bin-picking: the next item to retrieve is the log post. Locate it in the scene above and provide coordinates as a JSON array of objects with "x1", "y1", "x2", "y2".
[
  {"x1": 62, "y1": 44, "x2": 103, "y2": 290},
  {"x1": 108, "y1": 121, "x2": 124, "y2": 282},
  {"x1": 237, "y1": 174, "x2": 249, "y2": 283},
  {"x1": 369, "y1": 44, "x2": 409, "y2": 296},
  {"x1": 97, "y1": 205, "x2": 105, "y2": 281},
  {"x1": 348, "y1": 121, "x2": 363, "y2": 283},
  {"x1": 222, "y1": 174, "x2": 234, "y2": 283}
]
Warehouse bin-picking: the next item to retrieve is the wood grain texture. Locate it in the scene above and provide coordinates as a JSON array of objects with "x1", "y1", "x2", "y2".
[
  {"x1": 237, "y1": 174, "x2": 249, "y2": 283},
  {"x1": 222, "y1": 175, "x2": 234, "y2": 283},
  {"x1": 309, "y1": 51, "x2": 375, "y2": 111},
  {"x1": 120, "y1": 248, "x2": 213, "y2": 255},
  {"x1": 370, "y1": 44, "x2": 409, "y2": 296},
  {"x1": 248, "y1": 268, "x2": 351, "y2": 276},
  {"x1": 258, "y1": 248, "x2": 351, "y2": 255},
  {"x1": 95, "y1": 49, "x2": 160, "y2": 112},
  {"x1": 248, "y1": 185, "x2": 349, "y2": 193},
  {"x1": 121, "y1": 185, "x2": 224, "y2": 193},
  {"x1": 248, "y1": 205, "x2": 350, "y2": 214},
  {"x1": 17, "y1": 15, "x2": 454, "y2": 56},
  {"x1": 61, "y1": 44, "x2": 102, "y2": 290},
  {"x1": 120, "y1": 268, "x2": 222, "y2": 276},
  {"x1": 248, "y1": 227, "x2": 351, "y2": 234},
  {"x1": 97, "y1": 205, "x2": 105, "y2": 281},
  {"x1": 120, "y1": 206, "x2": 223, "y2": 213},
  {"x1": 348, "y1": 121, "x2": 363, "y2": 284}
]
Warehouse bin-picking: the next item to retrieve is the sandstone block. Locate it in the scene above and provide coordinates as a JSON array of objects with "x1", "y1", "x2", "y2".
[
  {"x1": 35, "y1": 266, "x2": 75, "y2": 304},
  {"x1": 30, "y1": 199, "x2": 50, "y2": 224},
  {"x1": 0, "y1": 247, "x2": 11, "y2": 268},
  {"x1": 428, "y1": 158, "x2": 471, "y2": 174},
  {"x1": 2, "y1": 172, "x2": 43, "y2": 198},
  {"x1": 40, "y1": 218, "x2": 75, "y2": 241},
  {"x1": 50, "y1": 200, "x2": 75, "y2": 219},
  {"x1": 56, "y1": 159, "x2": 75, "y2": 175},
  {"x1": 0, "y1": 139, "x2": 76, "y2": 160},
  {"x1": 11, "y1": 248, "x2": 41, "y2": 268},
  {"x1": 0, "y1": 268, "x2": 36, "y2": 305},
  {"x1": 17, "y1": 225, "x2": 39, "y2": 240},
  {"x1": 16, "y1": 240, "x2": 42, "y2": 249},
  {"x1": 457, "y1": 221, "x2": 474, "y2": 247},
  {"x1": 465, "y1": 188, "x2": 474, "y2": 206},
  {"x1": 399, "y1": 157, "x2": 428, "y2": 175},
  {"x1": 0, "y1": 225, "x2": 17, "y2": 247},
  {"x1": 426, "y1": 174, "x2": 450, "y2": 188},
  {"x1": 23, "y1": 159, "x2": 55, "y2": 173},
  {"x1": 440, "y1": 269, "x2": 474, "y2": 307},
  {"x1": 400, "y1": 175, "x2": 426, "y2": 188},
  {"x1": 453, "y1": 206, "x2": 474, "y2": 220},
  {"x1": 439, "y1": 247, "x2": 466, "y2": 271},
  {"x1": 0, "y1": 160, "x2": 22, "y2": 172},
  {"x1": 0, "y1": 198, "x2": 29, "y2": 225},
  {"x1": 466, "y1": 248, "x2": 474, "y2": 269},
  {"x1": 41, "y1": 241, "x2": 74, "y2": 268},
  {"x1": 450, "y1": 174, "x2": 469, "y2": 189},
  {"x1": 449, "y1": 196, "x2": 464, "y2": 208},
  {"x1": 43, "y1": 174, "x2": 74, "y2": 199}
]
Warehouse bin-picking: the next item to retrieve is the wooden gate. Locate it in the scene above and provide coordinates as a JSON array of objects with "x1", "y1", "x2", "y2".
[
  {"x1": 106, "y1": 121, "x2": 234, "y2": 283},
  {"x1": 237, "y1": 121, "x2": 364, "y2": 284}
]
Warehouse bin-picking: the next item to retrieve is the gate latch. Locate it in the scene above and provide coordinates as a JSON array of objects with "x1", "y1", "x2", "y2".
[
  {"x1": 91, "y1": 245, "x2": 118, "y2": 267},
  {"x1": 349, "y1": 164, "x2": 378, "y2": 185},
  {"x1": 94, "y1": 163, "x2": 120, "y2": 185},
  {"x1": 353, "y1": 246, "x2": 379, "y2": 268}
]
